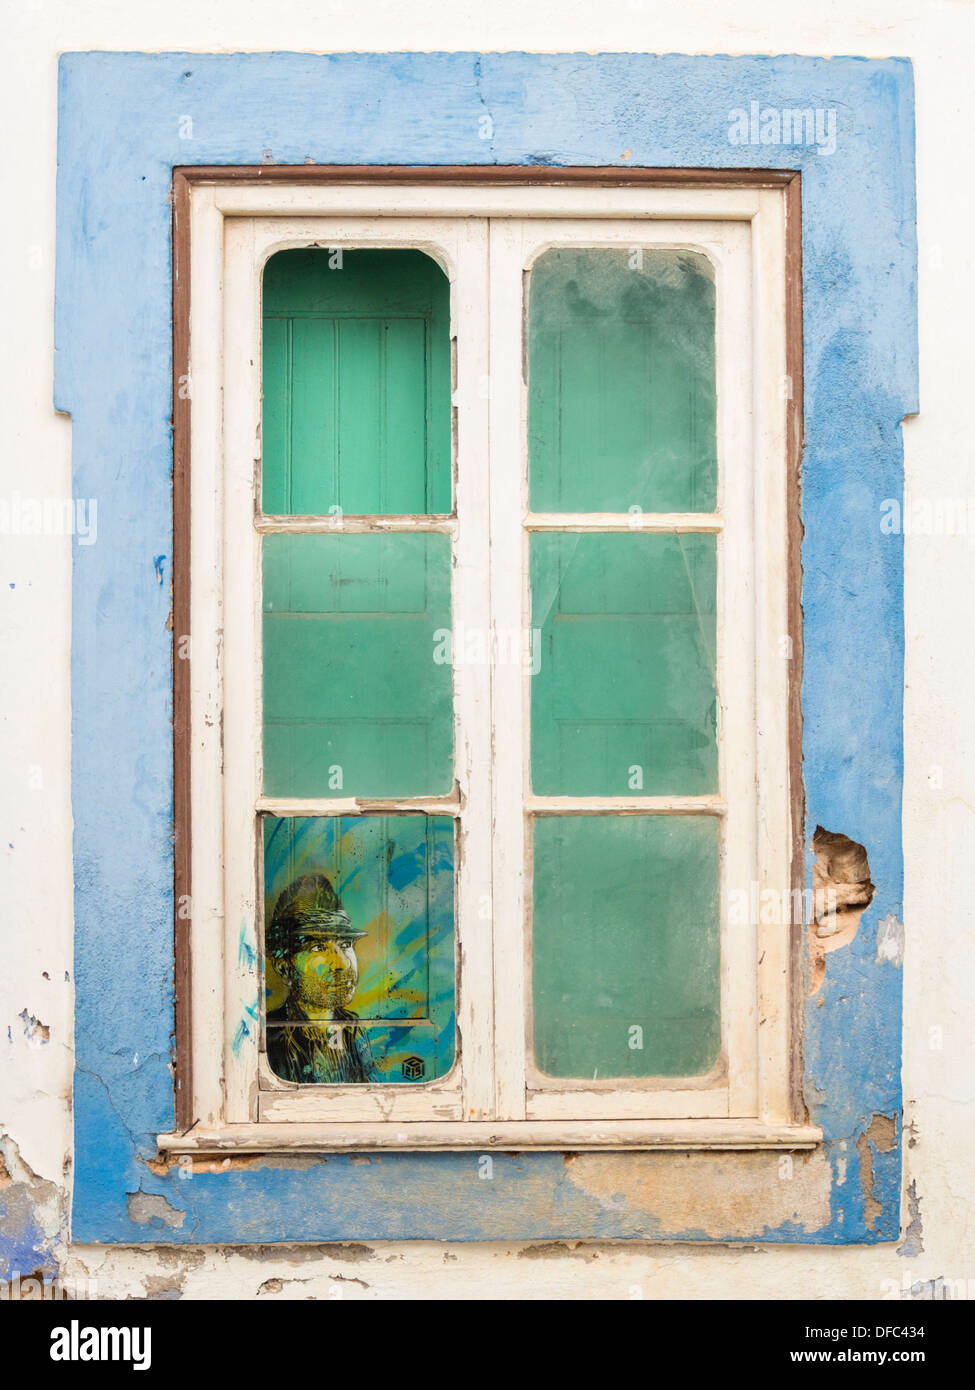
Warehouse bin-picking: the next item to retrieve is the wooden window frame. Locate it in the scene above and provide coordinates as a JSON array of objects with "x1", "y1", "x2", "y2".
[{"x1": 161, "y1": 166, "x2": 817, "y2": 1156}]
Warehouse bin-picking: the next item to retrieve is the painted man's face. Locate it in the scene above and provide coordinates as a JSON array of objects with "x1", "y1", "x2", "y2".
[{"x1": 287, "y1": 938, "x2": 359, "y2": 1017}]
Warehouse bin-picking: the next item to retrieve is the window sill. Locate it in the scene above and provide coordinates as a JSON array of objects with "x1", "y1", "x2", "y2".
[{"x1": 157, "y1": 1118, "x2": 822, "y2": 1155}]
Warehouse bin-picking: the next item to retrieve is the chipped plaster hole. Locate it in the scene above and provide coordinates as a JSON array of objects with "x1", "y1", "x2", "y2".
[
  {"x1": 808, "y1": 826, "x2": 876, "y2": 994},
  {"x1": 18, "y1": 1008, "x2": 50, "y2": 1045},
  {"x1": 257, "y1": 1276, "x2": 311, "y2": 1296}
]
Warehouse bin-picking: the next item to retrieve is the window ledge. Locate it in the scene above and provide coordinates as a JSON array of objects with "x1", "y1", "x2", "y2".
[{"x1": 157, "y1": 1119, "x2": 823, "y2": 1155}]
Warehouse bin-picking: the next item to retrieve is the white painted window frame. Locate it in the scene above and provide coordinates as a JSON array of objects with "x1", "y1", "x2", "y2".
[{"x1": 158, "y1": 180, "x2": 820, "y2": 1155}]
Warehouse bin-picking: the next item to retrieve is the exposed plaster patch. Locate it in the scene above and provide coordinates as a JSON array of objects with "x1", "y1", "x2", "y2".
[
  {"x1": 564, "y1": 1151, "x2": 832, "y2": 1237},
  {"x1": 0, "y1": 1153, "x2": 11, "y2": 1189},
  {"x1": 145, "y1": 1246, "x2": 206, "y2": 1272},
  {"x1": 856, "y1": 1115, "x2": 898, "y2": 1231},
  {"x1": 126, "y1": 1191, "x2": 187, "y2": 1230},
  {"x1": 876, "y1": 913, "x2": 905, "y2": 967},
  {"x1": 140, "y1": 1275, "x2": 184, "y2": 1301},
  {"x1": 898, "y1": 1180, "x2": 924, "y2": 1257},
  {"x1": 331, "y1": 1273, "x2": 369, "y2": 1288},
  {"x1": 866, "y1": 1115, "x2": 897, "y2": 1153},
  {"x1": 809, "y1": 827, "x2": 876, "y2": 995}
]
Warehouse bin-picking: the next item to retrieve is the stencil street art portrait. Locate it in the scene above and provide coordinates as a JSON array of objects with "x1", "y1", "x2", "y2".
[{"x1": 263, "y1": 815, "x2": 456, "y2": 1085}]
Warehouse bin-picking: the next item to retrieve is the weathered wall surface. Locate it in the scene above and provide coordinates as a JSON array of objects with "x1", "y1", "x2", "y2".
[{"x1": 2, "y1": 0, "x2": 973, "y2": 1297}]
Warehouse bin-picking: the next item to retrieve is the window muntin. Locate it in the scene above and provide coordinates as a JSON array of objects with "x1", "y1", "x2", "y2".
[{"x1": 169, "y1": 181, "x2": 809, "y2": 1151}]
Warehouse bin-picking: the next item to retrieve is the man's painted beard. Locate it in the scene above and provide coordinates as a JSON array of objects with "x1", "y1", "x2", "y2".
[{"x1": 290, "y1": 946, "x2": 359, "y2": 1015}]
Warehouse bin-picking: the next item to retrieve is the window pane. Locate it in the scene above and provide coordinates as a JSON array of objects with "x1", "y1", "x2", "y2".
[
  {"x1": 262, "y1": 532, "x2": 453, "y2": 797},
  {"x1": 532, "y1": 815, "x2": 720, "y2": 1078},
  {"x1": 264, "y1": 815, "x2": 455, "y2": 1085},
  {"x1": 528, "y1": 248, "x2": 716, "y2": 513},
  {"x1": 530, "y1": 532, "x2": 717, "y2": 795},
  {"x1": 262, "y1": 249, "x2": 452, "y2": 515}
]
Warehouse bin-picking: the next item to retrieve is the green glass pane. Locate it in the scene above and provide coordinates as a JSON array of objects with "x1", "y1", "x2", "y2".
[
  {"x1": 528, "y1": 249, "x2": 716, "y2": 513},
  {"x1": 264, "y1": 815, "x2": 455, "y2": 1084},
  {"x1": 262, "y1": 249, "x2": 452, "y2": 515},
  {"x1": 532, "y1": 815, "x2": 720, "y2": 1078},
  {"x1": 262, "y1": 533, "x2": 453, "y2": 797},
  {"x1": 530, "y1": 532, "x2": 717, "y2": 795}
]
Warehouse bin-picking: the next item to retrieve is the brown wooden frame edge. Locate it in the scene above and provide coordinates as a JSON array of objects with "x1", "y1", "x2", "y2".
[{"x1": 170, "y1": 163, "x2": 805, "y2": 1136}]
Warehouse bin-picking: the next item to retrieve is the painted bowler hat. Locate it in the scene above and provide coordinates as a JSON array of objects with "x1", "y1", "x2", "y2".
[{"x1": 267, "y1": 872, "x2": 367, "y2": 958}]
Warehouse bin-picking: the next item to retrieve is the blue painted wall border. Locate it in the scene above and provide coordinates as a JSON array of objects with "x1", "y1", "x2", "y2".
[{"x1": 56, "y1": 51, "x2": 915, "y2": 1244}]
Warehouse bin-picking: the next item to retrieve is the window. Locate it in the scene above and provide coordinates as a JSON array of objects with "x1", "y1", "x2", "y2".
[{"x1": 163, "y1": 172, "x2": 817, "y2": 1153}]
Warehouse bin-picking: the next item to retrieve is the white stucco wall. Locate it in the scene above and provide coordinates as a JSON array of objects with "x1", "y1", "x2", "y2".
[{"x1": 1, "y1": 0, "x2": 972, "y2": 1298}]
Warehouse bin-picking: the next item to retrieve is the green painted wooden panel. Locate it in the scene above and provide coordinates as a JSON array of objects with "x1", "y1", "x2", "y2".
[
  {"x1": 530, "y1": 532, "x2": 718, "y2": 795},
  {"x1": 532, "y1": 815, "x2": 721, "y2": 1078},
  {"x1": 262, "y1": 249, "x2": 452, "y2": 515},
  {"x1": 262, "y1": 533, "x2": 453, "y2": 797},
  {"x1": 528, "y1": 249, "x2": 717, "y2": 513}
]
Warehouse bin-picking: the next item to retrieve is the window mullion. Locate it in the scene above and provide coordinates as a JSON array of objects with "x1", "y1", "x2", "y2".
[
  {"x1": 488, "y1": 218, "x2": 530, "y2": 1121},
  {"x1": 452, "y1": 217, "x2": 497, "y2": 1120}
]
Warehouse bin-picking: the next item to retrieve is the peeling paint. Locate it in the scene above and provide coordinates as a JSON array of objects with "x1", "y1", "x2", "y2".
[
  {"x1": 518, "y1": 1240, "x2": 600, "y2": 1261},
  {"x1": 145, "y1": 1152, "x2": 326, "y2": 1178},
  {"x1": 898, "y1": 1180, "x2": 924, "y2": 1257},
  {"x1": 876, "y1": 913, "x2": 905, "y2": 967},
  {"x1": 230, "y1": 1242, "x2": 376, "y2": 1264},
  {"x1": 903, "y1": 1276, "x2": 948, "y2": 1300},
  {"x1": 0, "y1": 1136, "x2": 64, "y2": 1280}
]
